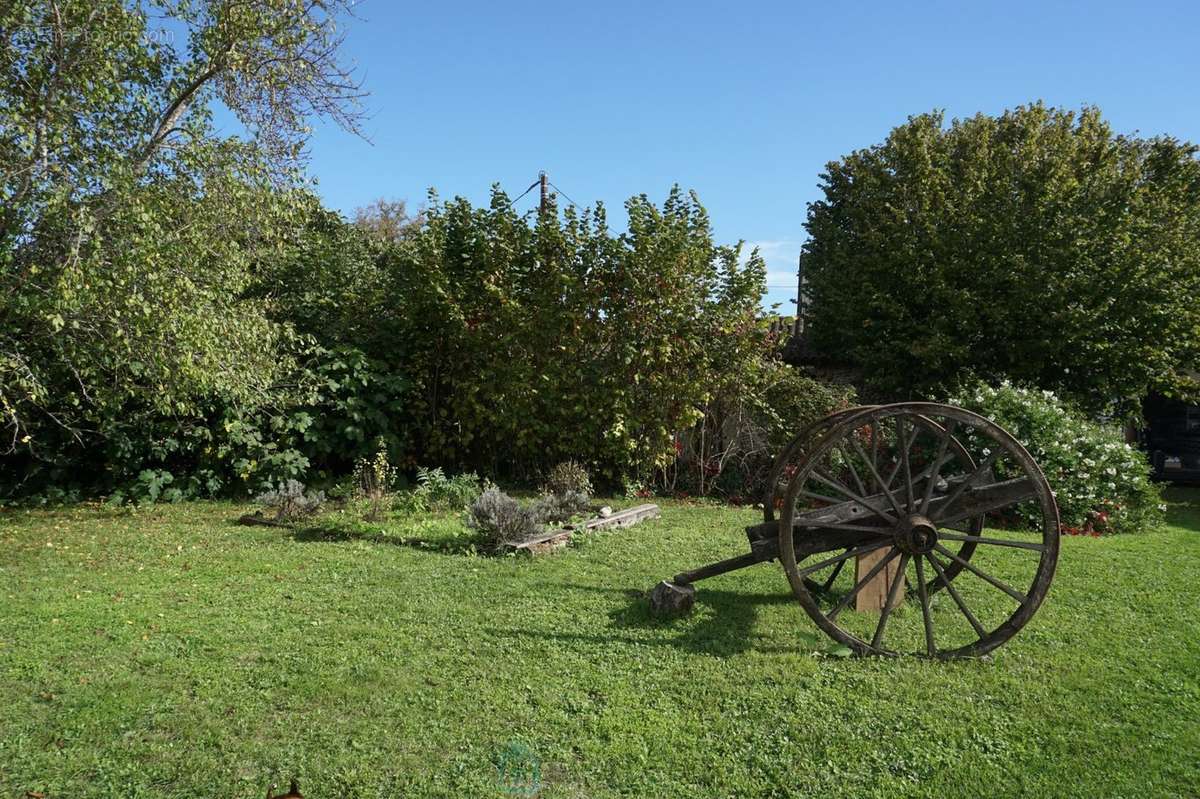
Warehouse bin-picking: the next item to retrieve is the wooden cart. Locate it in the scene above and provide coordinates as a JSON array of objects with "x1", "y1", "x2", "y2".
[{"x1": 658, "y1": 403, "x2": 1060, "y2": 658}]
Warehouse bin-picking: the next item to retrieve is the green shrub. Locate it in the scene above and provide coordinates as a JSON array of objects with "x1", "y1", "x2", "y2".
[
  {"x1": 465, "y1": 487, "x2": 543, "y2": 550},
  {"x1": 948, "y1": 381, "x2": 1163, "y2": 534},
  {"x1": 445, "y1": 473, "x2": 486, "y2": 509},
  {"x1": 531, "y1": 490, "x2": 592, "y2": 525},
  {"x1": 3, "y1": 185, "x2": 774, "y2": 501},
  {"x1": 754, "y1": 365, "x2": 858, "y2": 457},
  {"x1": 802, "y1": 104, "x2": 1200, "y2": 414},
  {"x1": 415, "y1": 467, "x2": 484, "y2": 510},
  {"x1": 668, "y1": 364, "x2": 855, "y2": 502},
  {"x1": 541, "y1": 461, "x2": 593, "y2": 499},
  {"x1": 381, "y1": 186, "x2": 767, "y2": 484},
  {"x1": 0, "y1": 342, "x2": 410, "y2": 504}
]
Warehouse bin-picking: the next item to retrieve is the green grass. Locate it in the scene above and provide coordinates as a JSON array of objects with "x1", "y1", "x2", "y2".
[{"x1": 1, "y1": 490, "x2": 1198, "y2": 798}]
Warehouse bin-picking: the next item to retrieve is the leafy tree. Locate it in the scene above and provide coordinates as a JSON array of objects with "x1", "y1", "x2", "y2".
[
  {"x1": 251, "y1": 203, "x2": 415, "y2": 479},
  {"x1": 353, "y1": 198, "x2": 423, "y2": 243},
  {"x1": 0, "y1": 1, "x2": 363, "y2": 465},
  {"x1": 375, "y1": 186, "x2": 770, "y2": 482},
  {"x1": 802, "y1": 103, "x2": 1200, "y2": 413}
]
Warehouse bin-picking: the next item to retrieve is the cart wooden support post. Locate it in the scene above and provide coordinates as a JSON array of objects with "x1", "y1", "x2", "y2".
[{"x1": 854, "y1": 549, "x2": 902, "y2": 612}]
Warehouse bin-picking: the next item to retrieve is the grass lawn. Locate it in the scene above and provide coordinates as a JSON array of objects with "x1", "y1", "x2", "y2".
[{"x1": 1, "y1": 490, "x2": 1198, "y2": 798}]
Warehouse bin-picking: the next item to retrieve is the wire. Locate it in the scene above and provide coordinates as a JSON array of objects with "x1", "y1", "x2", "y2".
[
  {"x1": 546, "y1": 179, "x2": 580, "y2": 209},
  {"x1": 498, "y1": 178, "x2": 542, "y2": 213}
]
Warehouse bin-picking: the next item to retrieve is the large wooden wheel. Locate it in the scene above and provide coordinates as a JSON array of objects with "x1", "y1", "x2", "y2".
[
  {"x1": 767, "y1": 405, "x2": 982, "y2": 596},
  {"x1": 777, "y1": 402, "x2": 1060, "y2": 658}
]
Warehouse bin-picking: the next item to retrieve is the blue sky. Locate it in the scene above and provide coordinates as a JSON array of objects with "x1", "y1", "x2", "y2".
[{"x1": 290, "y1": 0, "x2": 1200, "y2": 311}]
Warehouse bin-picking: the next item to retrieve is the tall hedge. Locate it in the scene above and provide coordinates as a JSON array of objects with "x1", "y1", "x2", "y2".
[
  {"x1": 802, "y1": 104, "x2": 1200, "y2": 413},
  {"x1": 375, "y1": 187, "x2": 770, "y2": 483},
  {"x1": 2, "y1": 186, "x2": 780, "y2": 498}
]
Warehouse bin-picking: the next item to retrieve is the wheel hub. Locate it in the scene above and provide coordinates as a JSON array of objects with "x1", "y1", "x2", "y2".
[{"x1": 895, "y1": 514, "x2": 938, "y2": 555}]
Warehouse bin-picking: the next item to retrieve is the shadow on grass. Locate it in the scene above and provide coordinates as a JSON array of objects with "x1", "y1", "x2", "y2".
[
  {"x1": 287, "y1": 523, "x2": 477, "y2": 555},
  {"x1": 512, "y1": 581, "x2": 824, "y2": 657},
  {"x1": 1161, "y1": 485, "x2": 1200, "y2": 531}
]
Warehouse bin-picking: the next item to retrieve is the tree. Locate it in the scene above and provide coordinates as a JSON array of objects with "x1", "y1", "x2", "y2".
[
  {"x1": 0, "y1": 1, "x2": 364, "y2": 460},
  {"x1": 353, "y1": 198, "x2": 422, "y2": 243},
  {"x1": 801, "y1": 103, "x2": 1200, "y2": 413},
  {"x1": 372, "y1": 186, "x2": 770, "y2": 482}
]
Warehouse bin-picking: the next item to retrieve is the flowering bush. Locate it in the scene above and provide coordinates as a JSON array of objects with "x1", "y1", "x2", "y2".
[{"x1": 948, "y1": 381, "x2": 1163, "y2": 535}]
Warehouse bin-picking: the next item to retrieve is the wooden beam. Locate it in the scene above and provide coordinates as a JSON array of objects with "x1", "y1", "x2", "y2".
[
  {"x1": 582, "y1": 503, "x2": 661, "y2": 531},
  {"x1": 508, "y1": 503, "x2": 662, "y2": 554}
]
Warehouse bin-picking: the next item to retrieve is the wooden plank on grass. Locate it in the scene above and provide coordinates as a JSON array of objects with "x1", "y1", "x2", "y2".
[
  {"x1": 510, "y1": 503, "x2": 662, "y2": 555},
  {"x1": 582, "y1": 503, "x2": 661, "y2": 531}
]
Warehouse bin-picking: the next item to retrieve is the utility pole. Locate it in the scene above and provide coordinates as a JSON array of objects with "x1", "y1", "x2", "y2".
[
  {"x1": 793, "y1": 252, "x2": 805, "y2": 337},
  {"x1": 538, "y1": 170, "x2": 549, "y2": 214}
]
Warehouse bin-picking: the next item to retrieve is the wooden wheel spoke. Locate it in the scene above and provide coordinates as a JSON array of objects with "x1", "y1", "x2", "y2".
[
  {"x1": 894, "y1": 462, "x2": 945, "y2": 508},
  {"x1": 896, "y1": 418, "x2": 916, "y2": 511},
  {"x1": 882, "y1": 419, "x2": 918, "y2": 493},
  {"x1": 915, "y1": 554, "x2": 935, "y2": 655},
  {"x1": 938, "y1": 532, "x2": 1046, "y2": 552},
  {"x1": 840, "y1": 445, "x2": 870, "y2": 499},
  {"x1": 870, "y1": 422, "x2": 880, "y2": 485},
  {"x1": 810, "y1": 469, "x2": 897, "y2": 524},
  {"x1": 822, "y1": 557, "x2": 848, "y2": 591},
  {"x1": 919, "y1": 420, "x2": 957, "y2": 514},
  {"x1": 870, "y1": 553, "x2": 910, "y2": 649},
  {"x1": 848, "y1": 438, "x2": 903, "y2": 518},
  {"x1": 799, "y1": 489, "x2": 844, "y2": 507},
  {"x1": 932, "y1": 450, "x2": 1000, "y2": 523},
  {"x1": 796, "y1": 540, "x2": 890, "y2": 578},
  {"x1": 829, "y1": 547, "x2": 899, "y2": 620},
  {"x1": 926, "y1": 553, "x2": 987, "y2": 638},
  {"x1": 933, "y1": 543, "x2": 1028, "y2": 604}
]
